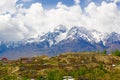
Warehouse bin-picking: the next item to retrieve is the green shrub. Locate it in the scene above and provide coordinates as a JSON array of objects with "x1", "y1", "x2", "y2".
[
  {"x1": 101, "y1": 50, "x2": 107, "y2": 55},
  {"x1": 112, "y1": 49, "x2": 120, "y2": 56},
  {"x1": 47, "y1": 70, "x2": 65, "y2": 80}
]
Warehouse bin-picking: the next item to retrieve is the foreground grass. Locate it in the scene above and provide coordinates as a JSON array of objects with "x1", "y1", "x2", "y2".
[{"x1": 1, "y1": 52, "x2": 120, "y2": 80}]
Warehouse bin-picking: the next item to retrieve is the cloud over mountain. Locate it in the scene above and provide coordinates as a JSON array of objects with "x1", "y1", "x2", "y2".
[{"x1": 0, "y1": 0, "x2": 120, "y2": 41}]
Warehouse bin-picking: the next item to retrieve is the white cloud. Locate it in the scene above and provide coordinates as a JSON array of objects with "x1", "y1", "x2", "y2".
[
  {"x1": 114, "y1": 0, "x2": 120, "y2": 3},
  {"x1": 0, "y1": 0, "x2": 17, "y2": 14},
  {"x1": 0, "y1": 0, "x2": 120, "y2": 41},
  {"x1": 74, "y1": 0, "x2": 80, "y2": 5},
  {"x1": 85, "y1": 1, "x2": 120, "y2": 32}
]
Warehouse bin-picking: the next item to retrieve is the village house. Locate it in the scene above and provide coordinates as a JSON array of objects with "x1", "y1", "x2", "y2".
[
  {"x1": 0, "y1": 57, "x2": 9, "y2": 66},
  {"x1": 1, "y1": 57, "x2": 9, "y2": 63}
]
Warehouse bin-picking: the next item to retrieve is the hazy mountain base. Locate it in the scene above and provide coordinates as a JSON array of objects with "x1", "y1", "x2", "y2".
[{"x1": 0, "y1": 52, "x2": 120, "y2": 80}]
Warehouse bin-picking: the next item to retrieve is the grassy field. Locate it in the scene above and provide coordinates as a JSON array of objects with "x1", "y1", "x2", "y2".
[{"x1": 1, "y1": 51, "x2": 120, "y2": 80}]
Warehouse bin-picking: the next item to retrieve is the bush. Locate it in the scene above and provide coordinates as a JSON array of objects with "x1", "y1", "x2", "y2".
[
  {"x1": 112, "y1": 49, "x2": 120, "y2": 56},
  {"x1": 47, "y1": 70, "x2": 66, "y2": 80},
  {"x1": 101, "y1": 50, "x2": 107, "y2": 55},
  {"x1": 97, "y1": 50, "x2": 107, "y2": 55}
]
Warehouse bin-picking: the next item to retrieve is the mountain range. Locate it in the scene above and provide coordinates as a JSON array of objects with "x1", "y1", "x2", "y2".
[{"x1": 0, "y1": 25, "x2": 120, "y2": 59}]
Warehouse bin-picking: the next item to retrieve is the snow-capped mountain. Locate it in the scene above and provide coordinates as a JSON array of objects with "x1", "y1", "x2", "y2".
[
  {"x1": 24, "y1": 25, "x2": 67, "y2": 46},
  {"x1": 91, "y1": 30, "x2": 107, "y2": 44},
  {"x1": 0, "y1": 25, "x2": 120, "y2": 59},
  {"x1": 106, "y1": 32, "x2": 120, "y2": 43},
  {"x1": 66, "y1": 27, "x2": 94, "y2": 42},
  {"x1": 24, "y1": 26, "x2": 107, "y2": 45}
]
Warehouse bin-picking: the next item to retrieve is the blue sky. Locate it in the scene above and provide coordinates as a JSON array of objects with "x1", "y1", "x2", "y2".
[
  {"x1": 18, "y1": 0, "x2": 120, "y2": 9},
  {"x1": 18, "y1": 0, "x2": 74, "y2": 9}
]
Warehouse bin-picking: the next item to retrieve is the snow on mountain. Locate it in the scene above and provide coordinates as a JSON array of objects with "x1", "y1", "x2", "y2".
[
  {"x1": 1, "y1": 25, "x2": 120, "y2": 50},
  {"x1": 65, "y1": 26, "x2": 107, "y2": 44},
  {"x1": 26, "y1": 38, "x2": 40, "y2": 43},
  {"x1": 21, "y1": 25, "x2": 120, "y2": 46},
  {"x1": 90, "y1": 30, "x2": 107, "y2": 45},
  {"x1": 25, "y1": 25, "x2": 68, "y2": 46},
  {"x1": 106, "y1": 32, "x2": 120, "y2": 43},
  {"x1": 52, "y1": 25, "x2": 67, "y2": 44},
  {"x1": 1, "y1": 25, "x2": 120, "y2": 59},
  {"x1": 66, "y1": 27, "x2": 94, "y2": 42}
]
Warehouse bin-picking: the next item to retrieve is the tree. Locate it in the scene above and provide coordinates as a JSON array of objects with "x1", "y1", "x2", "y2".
[
  {"x1": 100, "y1": 50, "x2": 107, "y2": 55},
  {"x1": 112, "y1": 49, "x2": 120, "y2": 56}
]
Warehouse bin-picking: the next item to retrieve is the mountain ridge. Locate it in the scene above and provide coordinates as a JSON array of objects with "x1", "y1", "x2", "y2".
[{"x1": 0, "y1": 25, "x2": 120, "y2": 59}]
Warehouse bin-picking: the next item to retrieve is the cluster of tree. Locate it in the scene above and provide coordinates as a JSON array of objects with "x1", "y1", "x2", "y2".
[
  {"x1": 97, "y1": 50, "x2": 107, "y2": 55},
  {"x1": 112, "y1": 49, "x2": 120, "y2": 56},
  {"x1": 97, "y1": 49, "x2": 120, "y2": 56}
]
